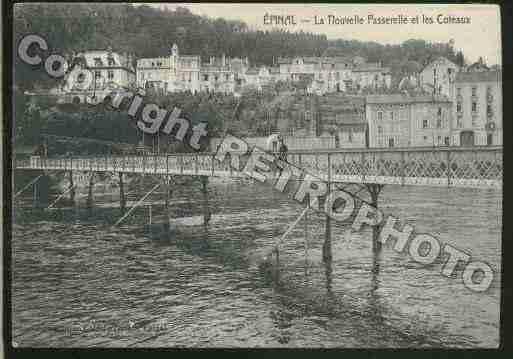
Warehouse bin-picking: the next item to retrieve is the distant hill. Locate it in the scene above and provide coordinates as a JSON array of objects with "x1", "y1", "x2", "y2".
[{"x1": 14, "y1": 3, "x2": 465, "y2": 90}]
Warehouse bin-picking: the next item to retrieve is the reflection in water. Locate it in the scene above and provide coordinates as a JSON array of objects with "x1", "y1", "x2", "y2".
[
  {"x1": 324, "y1": 258, "x2": 333, "y2": 297},
  {"x1": 369, "y1": 240, "x2": 384, "y2": 326},
  {"x1": 11, "y1": 181, "x2": 501, "y2": 348}
]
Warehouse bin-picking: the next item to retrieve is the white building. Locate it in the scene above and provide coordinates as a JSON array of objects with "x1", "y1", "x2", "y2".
[
  {"x1": 137, "y1": 44, "x2": 248, "y2": 94},
  {"x1": 451, "y1": 70, "x2": 502, "y2": 146},
  {"x1": 366, "y1": 94, "x2": 453, "y2": 148},
  {"x1": 277, "y1": 56, "x2": 391, "y2": 95},
  {"x1": 55, "y1": 49, "x2": 136, "y2": 104},
  {"x1": 419, "y1": 57, "x2": 459, "y2": 98},
  {"x1": 137, "y1": 44, "x2": 202, "y2": 93}
]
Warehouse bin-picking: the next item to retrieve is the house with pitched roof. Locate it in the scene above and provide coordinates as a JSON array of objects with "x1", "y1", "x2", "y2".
[{"x1": 366, "y1": 94, "x2": 453, "y2": 148}]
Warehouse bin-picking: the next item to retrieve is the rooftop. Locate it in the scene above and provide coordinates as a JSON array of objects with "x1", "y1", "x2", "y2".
[{"x1": 277, "y1": 56, "x2": 353, "y2": 65}]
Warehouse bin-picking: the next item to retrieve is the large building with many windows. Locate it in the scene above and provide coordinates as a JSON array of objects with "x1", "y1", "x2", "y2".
[
  {"x1": 277, "y1": 56, "x2": 391, "y2": 95},
  {"x1": 366, "y1": 94, "x2": 453, "y2": 148},
  {"x1": 452, "y1": 70, "x2": 502, "y2": 146},
  {"x1": 419, "y1": 56, "x2": 459, "y2": 98},
  {"x1": 136, "y1": 46, "x2": 392, "y2": 95},
  {"x1": 137, "y1": 44, "x2": 248, "y2": 94},
  {"x1": 55, "y1": 49, "x2": 136, "y2": 104}
]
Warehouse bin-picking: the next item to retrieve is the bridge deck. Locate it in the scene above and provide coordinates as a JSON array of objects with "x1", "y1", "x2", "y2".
[{"x1": 15, "y1": 147, "x2": 502, "y2": 189}]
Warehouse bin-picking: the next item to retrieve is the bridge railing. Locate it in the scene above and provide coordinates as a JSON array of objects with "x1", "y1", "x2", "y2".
[{"x1": 17, "y1": 146, "x2": 502, "y2": 188}]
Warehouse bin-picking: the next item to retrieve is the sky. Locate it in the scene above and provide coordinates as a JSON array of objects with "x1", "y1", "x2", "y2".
[{"x1": 146, "y1": 3, "x2": 502, "y2": 66}]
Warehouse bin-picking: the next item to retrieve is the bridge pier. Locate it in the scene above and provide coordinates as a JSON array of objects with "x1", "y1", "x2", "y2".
[
  {"x1": 323, "y1": 215, "x2": 332, "y2": 263},
  {"x1": 118, "y1": 172, "x2": 126, "y2": 214},
  {"x1": 201, "y1": 176, "x2": 211, "y2": 226},
  {"x1": 33, "y1": 178, "x2": 38, "y2": 208},
  {"x1": 323, "y1": 167, "x2": 333, "y2": 263},
  {"x1": 366, "y1": 184, "x2": 385, "y2": 253},
  {"x1": 164, "y1": 175, "x2": 172, "y2": 228},
  {"x1": 304, "y1": 211, "x2": 309, "y2": 274},
  {"x1": 69, "y1": 170, "x2": 75, "y2": 205},
  {"x1": 86, "y1": 172, "x2": 94, "y2": 215}
]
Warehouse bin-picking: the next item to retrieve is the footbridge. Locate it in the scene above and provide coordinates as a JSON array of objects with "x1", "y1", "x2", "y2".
[{"x1": 16, "y1": 146, "x2": 502, "y2": 189}]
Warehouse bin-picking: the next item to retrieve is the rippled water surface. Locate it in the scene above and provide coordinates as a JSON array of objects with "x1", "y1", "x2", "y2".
[{"x1": 12, "y1": 179, "x2": 501, "y2": 348}]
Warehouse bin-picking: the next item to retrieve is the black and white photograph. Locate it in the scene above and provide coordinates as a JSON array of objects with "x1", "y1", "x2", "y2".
[{"x1": 7, "y1": 2, "x2": 504, "y2": 349}]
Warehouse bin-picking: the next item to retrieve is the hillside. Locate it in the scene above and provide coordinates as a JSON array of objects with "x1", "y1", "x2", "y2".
[{"x1": 14, "y1": 3, "x2": 464, "y2": 91}]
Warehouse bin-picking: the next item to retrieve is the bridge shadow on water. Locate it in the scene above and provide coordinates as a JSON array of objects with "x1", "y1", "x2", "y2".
[
  {"x1": 12, "y1": 200, "x2": 481, "y2": 348},
  {"x1": 148, "y1": 221, "x2": 476, "y2": 348}
]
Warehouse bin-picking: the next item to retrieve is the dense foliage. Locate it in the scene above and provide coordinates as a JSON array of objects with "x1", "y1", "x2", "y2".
[
  {"x1": 13, "y1": 3, "x2": 470, "y2": 153},
  {"x1": 14, "y1": 3, "x2": 465, "y2": 90}
]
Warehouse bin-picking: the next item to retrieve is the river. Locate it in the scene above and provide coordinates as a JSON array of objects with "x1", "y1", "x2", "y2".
[{"x1": 11, "y1": 178, "x2": 501, "y2": 348}]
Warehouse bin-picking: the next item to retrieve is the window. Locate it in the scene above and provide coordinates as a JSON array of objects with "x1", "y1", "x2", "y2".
[
  {"x1": 471, "y1": 87, "x2": 477, "y2": 96},
  {"x1": 423, "y1": 136, "x2": 428, "y2": 141},
  {"x1": 226, "y1": 74, "x2": 230, "y2": 80},
  {"x1": 456, "y1": 102, "x2": 462, "y2": 113},
  {"x1": 348, "y1": 130, "x2": 353, "y2": 143},
  {"x1": 456, "y1": 87, "x2": 461, "y2": 96},
  {"x1": 487, "y1": 104, "x2": 492, "y2": 115},
  {"x1": 436, "y1": 118, "x2": 442, "y2": 128},
  {"x1": 203, "y1": 74, "x2": 209, "y2": 81},
  {"x1": 214, "y1": 75, "x2": 219, "y2": 81},
  {"x1": 471, "y1": 101, "x2": 477, "y2": 112},
  {"x1": 378, "y1": 125, "x2": 383, "y2": 134},
  {"x1": 389, "y1": 111, "x2": 394, "y2": 120},
  {"x1": 437, "y1": 107, "x2": 442, "y2": 117},
  {"x1": 457, "y1": 118, "x2": 462, "y2": 128},
  {"x1": 94, "y1": 70, "x2": 101, "y2": 79},
  {"x1": 433, "y1": 68, "x2": 437, "y2": 77},
  {"x1": 151, "y1": 62, "x2": 155, "y2": 67},
  {"x1": 487, "y1": 134, "x2": 493, "y2": 146},
  {"x1": 377, "y1": 111, "x2": 383, "y2": 120},
  {"x1": 472, "y1": 116, "x2": 477, "y2": 127},
  {"x1": 444, "y1": 136, "x2": 450, "y2": 146},
  {"x1": 108, "y1": 70, "x2": 114, "y2": 80},
  {"x1": 77, "y1": 73, "x2": 85, "y2": 83},
  {"x1": 388, "y1": 138, "x2": 394, "y2": 148},
  {"x1": 422, "y1": 119, "x2": 428, "y2": 129},
  {"x1": 107, "y1": 57, "x2": 115, "y2": 66},
  {"x1": 94, "y1": 57, "x2": 102, "y2": 66},
  {"x1": 437, "y1": 136, "x2": 441, "y2": 144}
]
